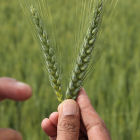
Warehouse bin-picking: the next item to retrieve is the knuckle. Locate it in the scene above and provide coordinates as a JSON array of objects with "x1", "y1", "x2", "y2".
[
  {"x1": 86, "y1": 120, "x2": 106, "y2": 132},
  {"x1": 58, "y1": 118, "x2": 79, "y2": 132}
]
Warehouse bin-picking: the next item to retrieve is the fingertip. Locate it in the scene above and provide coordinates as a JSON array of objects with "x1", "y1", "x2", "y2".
[
  {"x1": 41, "y1": 118, "x2": 48, "y2": 130},
  {"x1": 15, "y1": 82, "x2": 32, "y2": 101},
  {"x1": 41, "y1": 118, "x2": 57, "y2": 137},
  {"x1": 77, "y1": 88, "x2": 90, "y2": 104},
  {"x1": 58, "y1": 99, "x2": 79, "y2": 116},
  {"x1": 78, "y1": 88, "x2": 87, "y2": 97},
  {"x1": 0, "y1": 78, "x2": 32, "y2": 101},
  {"x1": 0, "y1": 128, "x2": 22, "y2": 140},
  {"x1": 49, "y1": 112, "x2": 58, "y2": 127}
]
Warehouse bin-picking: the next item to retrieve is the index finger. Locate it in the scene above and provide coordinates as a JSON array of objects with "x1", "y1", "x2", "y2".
[
  {"x1": 77, "y1": 88, "x2": 111, "y2": 140},
  {"x1": 0, "y1": 77, "x2": 32, "y2": 101}
]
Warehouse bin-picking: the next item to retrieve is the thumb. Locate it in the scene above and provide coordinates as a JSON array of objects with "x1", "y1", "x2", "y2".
[{"x1": 57, "y1": 99, "x2": 80, "y2": 140}]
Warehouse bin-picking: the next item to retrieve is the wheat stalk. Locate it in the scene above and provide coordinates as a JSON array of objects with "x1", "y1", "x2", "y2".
[
  {"x1": 30, "y1": 6, "x2": 63, "y2": 102},
  {"x1": 66, "y1": 0, "x2": 103, "y2": 99}
]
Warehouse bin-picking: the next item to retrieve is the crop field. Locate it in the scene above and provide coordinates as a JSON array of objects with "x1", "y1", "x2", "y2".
[{"x1": 0, "y1": 0, "x2": 140, "y2": 140}]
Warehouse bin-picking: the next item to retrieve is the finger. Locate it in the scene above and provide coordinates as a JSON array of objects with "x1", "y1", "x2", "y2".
[
  {"x1": 0, "y1": 77, "x2": 32, "y2": 101},
  {"x1": 41, "y1": 112, "x2": 58, "y2": 137},
  {"x1": 41, "y1": 118, "x2": 57, "y2": 137},
  {"x1": 0, "y1": 128, "x2": 22, "y2": 140},
  {"x1": 49, "y1": 112, "x2": 58, "y2": 127},
  {"x1": 77, "y1": 88, "x2": 111, "y2": 140},
  {"x1": 57, "y1": 99, "x2": 80, "y2": 140}
]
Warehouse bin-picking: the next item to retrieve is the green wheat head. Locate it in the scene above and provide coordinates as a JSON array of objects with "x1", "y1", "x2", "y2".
[
  {"x1": 30, "y1": 6, "x2": 63, "y2": 102},
  {"x1": 66, "y1": 0, "x2": 103, "y2": 99},
  {"x1": 29, "y1": 0, "x2": 104, "y2": 101}
]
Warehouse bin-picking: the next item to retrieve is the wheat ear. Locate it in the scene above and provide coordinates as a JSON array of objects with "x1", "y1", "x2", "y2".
[
  {"x1": 66, "y1": 1, "x2": 103, "y2": 99},
  {"x1": 30, "y1": 6, "x2": 63, "y2": 102}
]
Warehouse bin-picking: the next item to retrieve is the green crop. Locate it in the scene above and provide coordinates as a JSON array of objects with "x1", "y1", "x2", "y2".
[
  {"x1": 29, "y1": 0, "x2": 104, "y2": 101},
  {"x1": 0, "y1": 0, "x2": 140, "y2": 140}
]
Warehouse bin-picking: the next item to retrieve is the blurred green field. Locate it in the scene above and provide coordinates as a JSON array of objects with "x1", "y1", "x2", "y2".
[{"x1": 0, "y1": 0, "x2": 140, "y2": 139}]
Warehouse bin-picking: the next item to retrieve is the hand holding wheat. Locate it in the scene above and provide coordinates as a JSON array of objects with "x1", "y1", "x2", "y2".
[{"x1": 41, "y1": 89, "x2": 111, "y2": 140}]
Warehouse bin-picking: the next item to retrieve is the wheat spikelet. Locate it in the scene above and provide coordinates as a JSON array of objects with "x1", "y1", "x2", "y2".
[
  {"x1": 66, "y1": 0, "x2": 103, "y2": 99},
  {"x1": 30, "y1": 6, "x2": 63, "y2": 102}
]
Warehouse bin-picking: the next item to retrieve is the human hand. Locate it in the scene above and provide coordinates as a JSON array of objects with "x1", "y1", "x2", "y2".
[
  {"x1": 41, "y1": 88, "x2": 111, "y2": 140},
  {"x1": 0, "y1": 77, "x2": 32, "y2": 140}
]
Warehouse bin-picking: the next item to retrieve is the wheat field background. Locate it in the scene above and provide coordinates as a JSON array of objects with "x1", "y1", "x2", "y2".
[{"x1": 0, "y1": 0, "x2": 140, "y2": 140}]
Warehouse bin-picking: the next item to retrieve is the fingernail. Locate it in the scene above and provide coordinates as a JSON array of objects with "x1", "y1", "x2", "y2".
[
  {"x1": 16, "y1": 82, "x2": 27, "y2": 87},
  {"x1": 63, "y1": 101, "x2": 77, "y2": 116}
]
